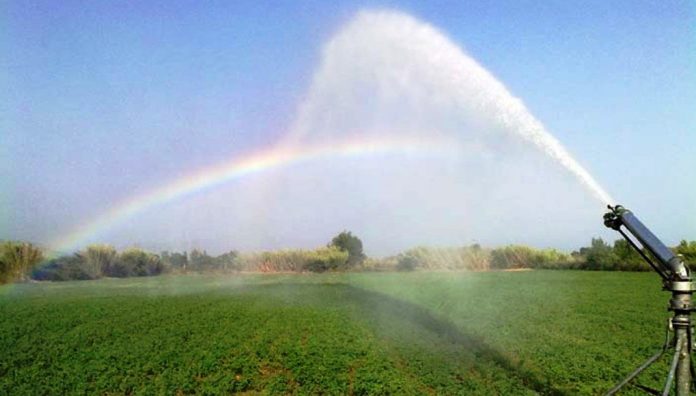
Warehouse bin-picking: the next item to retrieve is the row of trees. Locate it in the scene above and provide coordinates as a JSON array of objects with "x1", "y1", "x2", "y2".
[
  {"x1": 380, "y1": 239, "x2": 696, "y2": 272},
  {"x1": 159, "y1": 246, "x2": 349, "y2": 273},
  {"x1": 2, "y1": 234, "x2": 695, "y2": 283},
  {"x1": 0, "y1": 231, "x2": 367, "y2": 283},
  {"x1": 33, "y1": 245, "x2": 166, "y2": 281},
  {"x1": 159, "y1": 231, "x2": 365, "y2": 273}
]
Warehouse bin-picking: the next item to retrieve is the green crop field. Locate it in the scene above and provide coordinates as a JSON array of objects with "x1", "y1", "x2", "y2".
[{"x1": 0, "y1": 271, "x2": 675, "y2": 395}]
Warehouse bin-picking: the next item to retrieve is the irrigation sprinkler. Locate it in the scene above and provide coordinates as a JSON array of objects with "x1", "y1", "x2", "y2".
[{"x1": 603, "y1": 205, "x2": 694, "y2": 396}]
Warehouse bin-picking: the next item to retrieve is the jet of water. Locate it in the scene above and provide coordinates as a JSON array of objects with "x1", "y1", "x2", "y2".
[
  {"x1": 288, "y1": 10, "x2": 614, "y2": 205},
  {"x1": 45, "y1": 9, "x2": 615, "y2": 254}
]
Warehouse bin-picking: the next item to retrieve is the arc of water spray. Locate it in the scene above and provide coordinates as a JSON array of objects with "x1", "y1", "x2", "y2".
[
  {"x1": 49, "y1": 9, "x2": 614, "y2": 254},
  {"x1": 288, "y1": 10, "x2": 614, "y2": 205}
]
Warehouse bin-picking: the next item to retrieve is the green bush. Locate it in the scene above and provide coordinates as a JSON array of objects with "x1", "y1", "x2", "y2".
[
  {"x1": 31, "y1": 247, "x2": 165, "y2": 281},
  {"x1": 611, "y1": 239, "x2": 650, "y2": 271},
  {"x1": 396, "y1": 255, "x2": 418, "y2": 271},
  {"x1": 305, "y1": 246, "x2": 350, "y2": 272},
  {"x1": 676, "y1": 240, "x2": 696, "y2": 266},
  {"x1": 530, "y1": 248, "x2": 574, "y2": 270},
  {"x1": 462, "y1": 244, "x2": 490, "y2": 271},
  {"x1": 0, "y1": 241, "x2": 43, "y2": 283},
  {"x1": 82, "y1": 244, "x2": 118, "y2": 278},
  {"x1": 576, "y1": 238, "x2": 616, "y2": 271},
  {"x1": 490, "y1": 245, "x2": 536, "y2": 269},
  {"x1": 238, "y1": 247, "x2": 348, "y2": 273},
  {"x1": 32, "y1": 254, "x2": 92, "y2": 281},
  {"x1": 115, "y1": 248, "x2": 164, "y2": 277},
  {"x1": 161, "y1": 251, "x2": 189, "y2": 271},
  {"x1": 215, "y1": 250, "x2": 241, "y2": 271},
  {"x1": 329, "y1": 231, "x2": 366, "y2": 267},
  {"x1": 164, "y1": 249, "x2": 240, "y2": 273},
  {"x1": 188, "y1": 249, "x2": 216, "y2": 272},
  {"x1": 242, "y1": 250, "x2": 305, "y2": 272},
  {"x1": 390, "y1": 245, "x2": 491, "y2": 271},
  {"x1": 359, "y1": 257, "x2": 397, "y2": 272}
]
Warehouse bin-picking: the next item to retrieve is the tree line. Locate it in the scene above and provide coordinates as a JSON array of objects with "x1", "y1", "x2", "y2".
[
  {"x1": 1, "y1": 234, "x2": 695, "y2": 284},
  {"x1": 382, "y1": 239, "x2": 696, "y2": 272},
  {"x1": 0, "y1": 231, "x2": 366, "y2": 283}
]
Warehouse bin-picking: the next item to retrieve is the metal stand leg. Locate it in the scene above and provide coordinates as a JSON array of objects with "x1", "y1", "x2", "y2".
[
  {"x1": 606, "y1": 350, "x2": 668, "y2": 396},
  {"x1": 606, "y1": 321, "x2": 672, "y2": 396},
  {"x1": 662, "y1": 337, "x2": 683, "y2": 396},
  {"x1": 605, "y1": 315, "x2": 695, "y2": 396}
]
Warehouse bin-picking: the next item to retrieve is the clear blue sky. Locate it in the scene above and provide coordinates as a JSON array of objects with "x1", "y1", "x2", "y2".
[{"x1": 2, "y1": 1, "x2": 695, "y2": 252}]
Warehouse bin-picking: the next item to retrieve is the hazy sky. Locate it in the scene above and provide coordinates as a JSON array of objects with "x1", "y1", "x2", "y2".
[{"x1": 3, "y1": 1, "x2": 695, "y2": 255}]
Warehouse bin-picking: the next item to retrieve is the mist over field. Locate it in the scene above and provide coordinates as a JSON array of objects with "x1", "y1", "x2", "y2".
[
  {"x1": 127, "y1": 145, "x2": 601, "y2": 256},
  {"x1": 2, "y1": 3, "x2": 696, "y2": 395},
  {"x1": 10, "y1": 11, "x2": 615, "y2": 256},
  {"x1": 0, "y1": 271, "x2": 679, "y2": 394},
  {"x1": 4, "y1": 3, "x2": 695, "y2": 255}
]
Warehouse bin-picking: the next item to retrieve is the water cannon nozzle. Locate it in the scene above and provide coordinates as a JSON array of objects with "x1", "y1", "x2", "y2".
[{"x1": 603, "y1": 204, "x2": 624, "y2": 231}]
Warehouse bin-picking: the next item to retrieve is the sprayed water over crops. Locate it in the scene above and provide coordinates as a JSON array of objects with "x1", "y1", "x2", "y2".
[
  {"x1": 289, "y1": 10, "x2": 613, "y2": 205},
  {"x1": 0, "y1": 272, "x2": 666, "y2": 394},
  {"x1": 49, "y1": 9, "x2": 613, "y2": 254}
]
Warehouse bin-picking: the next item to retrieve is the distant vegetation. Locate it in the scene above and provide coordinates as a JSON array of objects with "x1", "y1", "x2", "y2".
[
  {"x1": 1, "y1": 233, "x2": 695, "y2": 283},
  {"x1": 0, "y1": 241, "x2": 43, "y2": 284},
  {"x1": 32, "y1": 245, "x2": 165, "y2": 281},
  {"x1": 383, "y1": 239, "x2": 696, "y2": 273}
]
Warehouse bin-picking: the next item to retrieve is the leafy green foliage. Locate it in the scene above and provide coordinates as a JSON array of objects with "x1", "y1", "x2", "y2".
[
  {"x1": 396, "y1": 254, "x2": 418, "y2": 271},
  {"x1": 33, "y1": 254, "x2": 93, "y2": 281},
  {"x1": 0, "y1": 241, "x2": 43, "y2": 284},
  {"x1": 2, "y1": 235, "x2": 694, "y2": 284},
  {"x1": 491, "y1": 245, "x2": 538, "y2": 269},
  {"x1": 34, "y1": 246, "x2": 164, "y2": 280},
  {"x1": 115, "y1": 248, "x2": 164, "y2": 277},
  {"x1": 611, "y1": 239, "x2": 650, "y2": 271},
  {"x1": 303, "y1": 246, "x2": 350, "y2": 272},
  {"x1": 676, "y1": 240, "x2": 696, "y2": 266},
  {"x1": 389, "y1": 245, "x2": 491, "y2": 271},
  {"x1": 241, "y1": 247, "x2": 348, "y2": 273},
  {"x1": 161, "y1": 251, "x2": 189, "y2": 270},
  {"x1": 215, "y1": 250, "x2": 240, "y2": 271},
  {"x1": 188, "y1": 249, "x2": 216, "y2": 271},
  {"x1": 490, "y1": 245, "x2": 573, "y2": 270},
  {"x1": 382, "y1": 238, "x2": 690, "y2": 272},
  {"x1": 83, "y1": 244, "x2": 118, "y2": 278},
  {"x1": 572, "y1": 238, "x2": 652, "y2": 272},
  {"x1": 330, "y1": 231, "x2": 366, "y2": 267},
  {"x1": 578, "y1": 238, "x2": 615, "y2": 270},
  {"x1": 0, "y1": 272, "x2": 673, "y2": 394}
]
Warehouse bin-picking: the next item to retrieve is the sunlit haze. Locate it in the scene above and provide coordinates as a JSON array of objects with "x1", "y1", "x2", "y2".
[{"x1": 3, "y1": 2, "x2": 695, "y2": 255}]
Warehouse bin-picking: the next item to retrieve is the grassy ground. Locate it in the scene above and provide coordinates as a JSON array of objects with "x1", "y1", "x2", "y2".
[{"x1": 0, "y1": 271, "x2": 675, "y2": 395}]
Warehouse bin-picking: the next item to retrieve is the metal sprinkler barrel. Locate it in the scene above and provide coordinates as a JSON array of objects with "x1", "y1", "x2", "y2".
[{"x1": 603, "y1": 205, "x2": 694, "y2": 396}]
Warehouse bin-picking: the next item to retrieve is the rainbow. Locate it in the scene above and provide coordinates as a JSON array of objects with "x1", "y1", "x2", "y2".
[{"x1": 48, "y1": 135, "x2": 460, "y2": 254}]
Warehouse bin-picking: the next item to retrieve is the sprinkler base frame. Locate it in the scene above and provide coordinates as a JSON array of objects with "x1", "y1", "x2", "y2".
[{"x1": 606, "y1": 280, "x2": 695, "y2": 396}]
